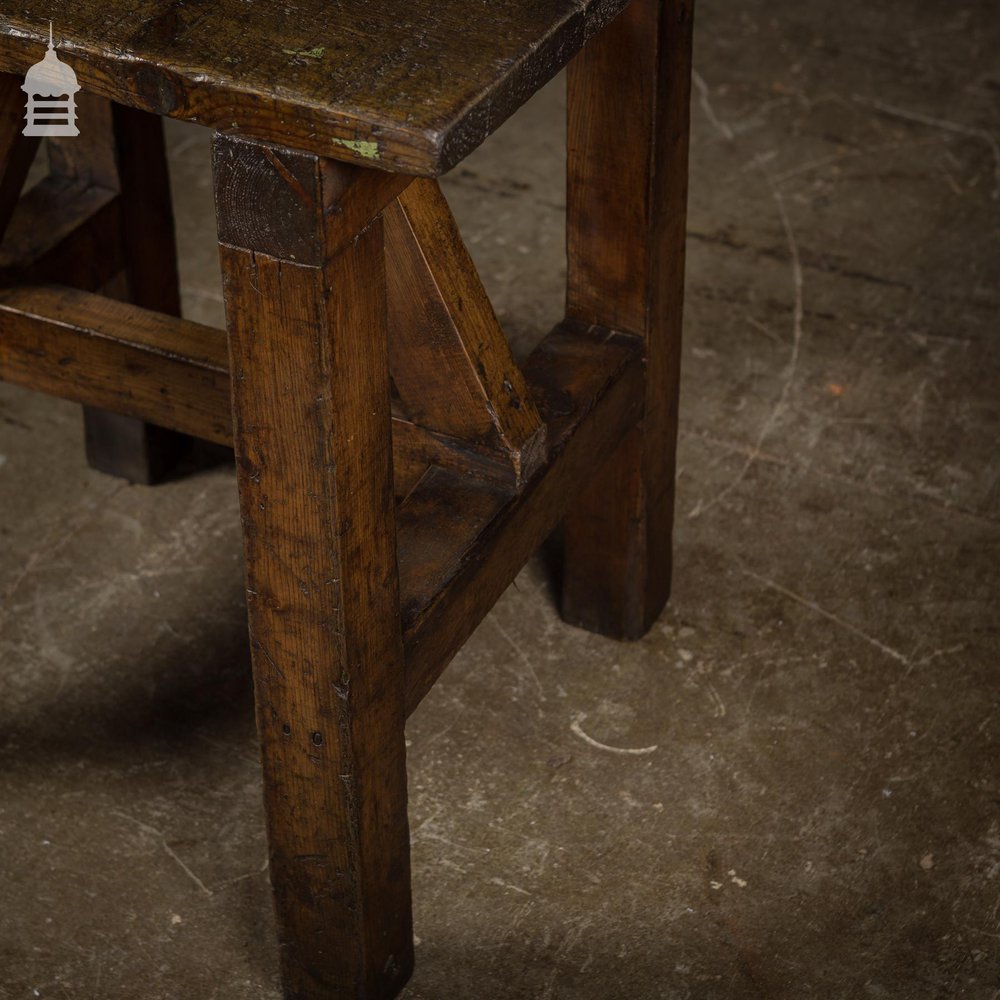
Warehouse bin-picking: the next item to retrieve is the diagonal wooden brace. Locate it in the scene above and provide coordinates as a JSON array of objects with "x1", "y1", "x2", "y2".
[
  {"x1": 385, "y1": 178, "x2": 547, "y2": 485},
  {"x1": 0, "y1": 73, "x2": 40, "y2": 239}
]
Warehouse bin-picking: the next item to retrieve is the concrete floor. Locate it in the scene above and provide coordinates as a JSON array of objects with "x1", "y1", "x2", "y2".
[{"x1": 1, "y1": 0, "x2": 998, "y2": 996}]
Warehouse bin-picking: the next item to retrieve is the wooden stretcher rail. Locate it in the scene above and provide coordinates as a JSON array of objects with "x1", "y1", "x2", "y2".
[
  {"x1": 0, "y1": 284, "x2": 537, "y2": 495},
  {"x1": 398, "y1": 321, "x2": 645, "y2": 714},
  {"x1": 0, "y1": 287, "x2": 641, "y2": 502},
  {"x1": 0, "y1": 284, "x2": 644, "y2": 713},
  {"x1": 0, "y1": 283, "x2": 233, "y2": 442}
]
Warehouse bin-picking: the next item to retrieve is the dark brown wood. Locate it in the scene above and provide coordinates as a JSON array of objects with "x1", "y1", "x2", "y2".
[
  {"x1": 214, "y1": 133, "x2": 412, "y2": 1000},
  {"x1": 0, "y1": 72, "x2": 39, "y2": 238},
  {"x1": 386, "y1": 180, "x2": 546, "y2": 483},
  {"x1": 0, "y1": 283, "x2": 526, "y2": 500},
  {"x1": 0, "y1": 284, "x2": 231, "y2": 443},
  {"x1": 46, "y1": 91, "x2": 118, "y2": 189},
  {"x1": 0, "y1": 1, "x2": 629, "y2": 174},
  {"x1": 0, "y1": 280, "x2": 645, "y2": 719},
  {"x1": 400, "y1": 321, "x2": 644, "y2": 713},
  {"x1": 0, "y1": 4, "x2": 695, "y2": 991},
  {"x1": 1, "y1": 93, "x2": 122, "y2": 290},
  {"x1": 26, "y1": 92, "x2": 192, "y2": 482},
  {"x1": 109, "y1": 103, "x2": 182, "y2": 315},
  {"x1": 390, "y1": 414, "x2": 523, "y2": 491},
  {"x1": 0, "y1": 174, "x2": 122, "y2": 290},
  {"x1": 81, "y1": 101, "x2": 191, "y2": 483},
  {"x1": 561, "y1": 0, "x2": 694, "y2": 639}
]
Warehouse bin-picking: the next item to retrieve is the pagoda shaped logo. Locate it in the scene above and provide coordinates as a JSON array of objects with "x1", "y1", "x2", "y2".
[{"x1": 22, "y1": 23, "x2": 80, "y2": 137}]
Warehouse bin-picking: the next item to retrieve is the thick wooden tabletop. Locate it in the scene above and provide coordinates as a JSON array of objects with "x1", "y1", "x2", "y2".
[{"x1": 0, "y1": 0, "x2": 629, "y2": 175}]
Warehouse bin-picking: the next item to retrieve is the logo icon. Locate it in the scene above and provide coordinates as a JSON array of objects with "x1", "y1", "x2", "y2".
[{"x1": 22, "y1": 23, "x2": 80, "y2": 137}]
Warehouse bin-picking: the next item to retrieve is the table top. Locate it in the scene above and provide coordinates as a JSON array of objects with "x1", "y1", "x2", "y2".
[{"x1": 0, "y1": 0, "x2": 630, "y2": 174}]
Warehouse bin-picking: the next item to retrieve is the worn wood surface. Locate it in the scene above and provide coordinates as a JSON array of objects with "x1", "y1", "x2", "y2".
[
  {"x1": 386, "y1": 179, "x2": 546, "y2": 483},
  {"x1": 0, "y1": 281, "x2": 645, "y2": 723},
  {"x1": 0, "y1": 285, "x2": 232, "y2": 443},
  {"x1": 0, "y1": 2, "x2": 694, "y2": 993},
  {"x1": 561, "y1": 0, "x2": 693, "y2": 639},
  {"x1": 0, "y1": 0, "x2": 629, "y2": 174},
  {"x1": 400, "y1": 321, "x2": 644, "y2": 713},
  {"x1": 215, "y1": 134, "x2": 412, "y2": 1000},
  {"x1": 46, "y1": 91, "x2": 117, "y2": 189},
  {"x1": 108, "y1": 103, "x2": 182, "y2": 315},
  {"x1": 0, "y1": 281, "x2": 532, "y2": 501}
]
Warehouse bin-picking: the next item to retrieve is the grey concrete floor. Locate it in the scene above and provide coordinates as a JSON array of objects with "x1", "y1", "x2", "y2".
[{"x1": 1, "y1": 0, "x2": 998, "y2": 997}]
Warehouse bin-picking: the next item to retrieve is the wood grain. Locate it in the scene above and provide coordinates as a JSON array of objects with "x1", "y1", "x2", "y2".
[
  {"x1": 37, "y1": 92, "x2": 192, "y2": 483},
  {"x1": 215, "y1": 133, "x2": 412, "y2": 1000},
  {"x1": 400, "y1": 321, "x2": 644, "y2": 712},
  {"x1": 386, "y1": 179, "x2": 546, "y2": 483},
  {"x1": 561, "y1": 0, "x2": 694, "y2": 639},
  {"x1": 0, "y1": 281, "x2": 528, "y2": 502},
  {"x1": 3, "y1": 93, "x2": 122, "y2": 290},
  {"x1": 0, "y1": 1, "x2": 629, "y2": 174},
  {"x1": 0, "y1": 284, "x2": 231, "y2": 444}
]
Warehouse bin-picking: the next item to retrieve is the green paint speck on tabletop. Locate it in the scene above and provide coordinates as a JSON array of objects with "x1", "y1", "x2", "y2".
[
  {"x1": 282, "y1": 46, "x2": 325, "y2": 59},
  {"x1": 334, "y1": 138, "x2": 380, "y2": 160}
]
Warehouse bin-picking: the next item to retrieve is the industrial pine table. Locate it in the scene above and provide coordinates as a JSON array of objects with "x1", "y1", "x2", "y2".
[{"x1": 0, "y1": 1, "x2": 693, "y2": 996}]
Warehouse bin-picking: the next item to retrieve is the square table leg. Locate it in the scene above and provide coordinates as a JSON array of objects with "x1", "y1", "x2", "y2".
[
  {"x1": 213, "y1": 133, "x2": 414, "y2": 1000},
  {"x1": 562, "y1": 0, "x2": 695, "y2": 639}
]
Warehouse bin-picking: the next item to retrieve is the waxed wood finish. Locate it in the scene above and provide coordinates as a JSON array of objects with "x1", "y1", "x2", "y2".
[
  {"x1": 0, "y1": 72, "x2": 187, "y2": 482},
  {"x1": 108, "y1": 104, "x2": 183, "y2": 316},
  {"x1": 46, "y1": 91, "x2": 118, "y2": 190},
  {"x1": 386, "y1": 179, "x2": 546, "y2": 483},
  {"x1": 562, "y1": 0, "x2": 694, "y2": 639},
  {"x1": 214, "y1": 134, "x2": 412, "y2": 1000},
  {"x1": 0, "y1": 1, "x2": 629, "y2": 174},
  {"x1": 30, "y1": 90, "x2": 192, "y2": 483},
  {"x1": 0, "y1": 279, "x2": 646, "y2": 712}
]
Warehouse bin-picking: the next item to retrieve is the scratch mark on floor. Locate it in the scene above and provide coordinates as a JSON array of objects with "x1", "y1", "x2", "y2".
[
  {"x1": 213, "y1": 857, "x2": 269, "y2": 890},
  {"x1": 491, "y1": 615, "x2": 546, "y2": 699},
  {"x1": 111, "y1": 810, "x2": 214, "y2": 898},
  {"x1": 686, "y1": 73, "x2": 806, "y2": 521},
  {"x1": 489, "y1": 876, "x2": 531, "y2": 896},
  {"x1": 853, "y1": 94, "x2": 1000, "y2": 199},
  {"x1": 693, "y1": 70, "x2": 735, "y2": 141},
  {"x1": 706, "y1": 681, "x2": 727, "y2": 718},
  {"x1": 743, "y1": 569, "x2": 909, "y2": 666},
  {"x1": 569, "y1": 712, "x2": 658, "y2": 756},
  {"x1": 0, "y1": 483, "x2": 125, "y2": 634},
  {"x1": 681, "y1": 426, "x2": 1000, "y2": 528},
  {"x1": 689, "y1": 169, "x2": 804, "y2": 519}
]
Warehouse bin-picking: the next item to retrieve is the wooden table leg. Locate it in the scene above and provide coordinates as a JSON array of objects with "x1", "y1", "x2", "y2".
[
  {"x1": 561, "y1": 0, "x2": 694, "y2": 639},
  {"x1": 213, "y1": 133, "x2": 413, "y2": 1000},
  {"x1": 59, "y1": 101, "x2": 191, "y2": 484}
]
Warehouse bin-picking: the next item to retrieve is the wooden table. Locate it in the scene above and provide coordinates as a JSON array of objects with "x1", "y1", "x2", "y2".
[{"x1": 0, "y1": 1, "x2": 694, "y2": 996}]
